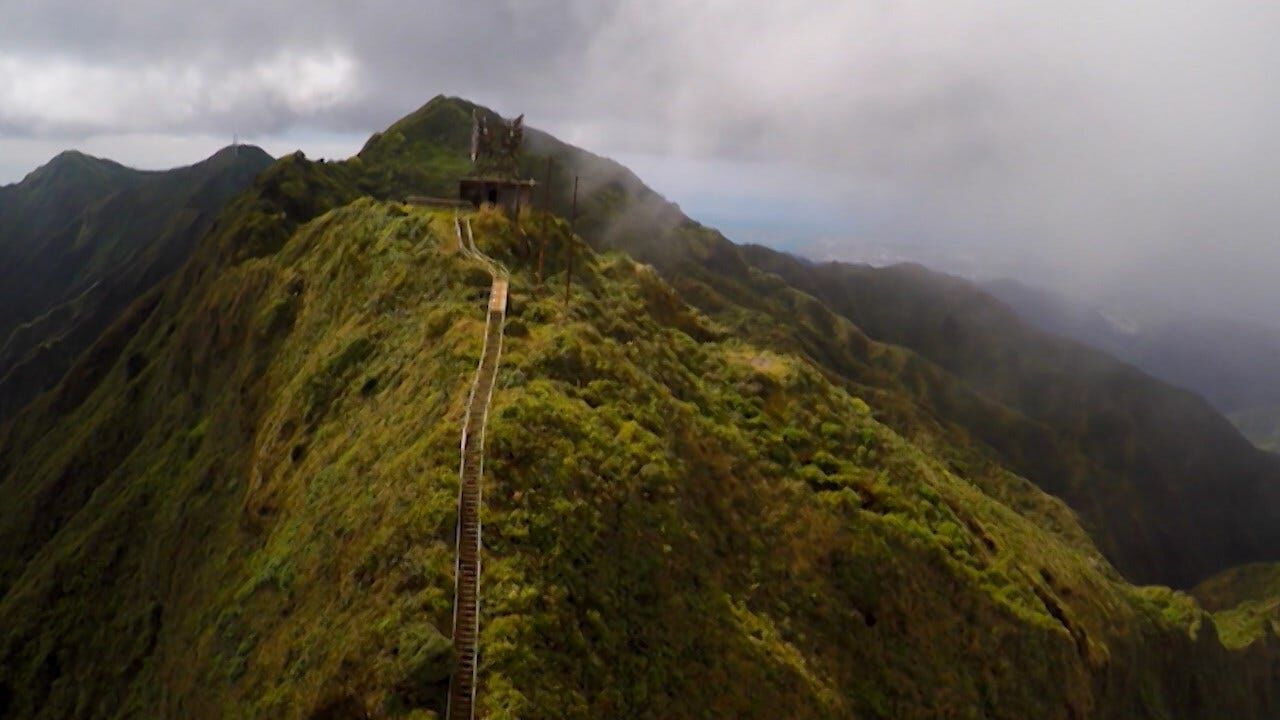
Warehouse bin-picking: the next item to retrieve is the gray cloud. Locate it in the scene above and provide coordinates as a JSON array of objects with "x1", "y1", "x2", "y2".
[{"x1": 3, "y1": 0, "x2": 1279, "y2": 324}]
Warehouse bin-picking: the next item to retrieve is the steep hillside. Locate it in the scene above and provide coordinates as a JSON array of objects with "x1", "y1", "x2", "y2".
[
  {"x1": 731, "y1": 253, "x2": 1280, "y2": 587},
  {"x1": 2, "y1": 159, "x2": 1279, "y2": 717},
  {"x1": 3, "y1": 96, "x2": 1280, "y2": 717},
  {"x1": 1196, "y1": 564, "x2": 1280, "y2": 611},
  {"x1": 985, "y1": 278, "x2": 1280, "y2": 453},
  {"x1": 350, "y1": 97, "x2": 1280, "y2": 588},
  {"x1": 1194, "y1": 564, "x2": 1280, "y2": 649},
  {"x1": 983, "y1": 278, "x2": 1280, "y2": 418},
  {"x1": 983, "y1": 275, "x2": 1280, "y2": 453},
  {"x1": 0, "y1": 145, "x2": 273, "y2": 420}
]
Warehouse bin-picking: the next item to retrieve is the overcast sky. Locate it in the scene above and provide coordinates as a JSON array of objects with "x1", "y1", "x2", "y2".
[{"x1": 3, "y1": 1, "x2": 1278, "y2": 324}]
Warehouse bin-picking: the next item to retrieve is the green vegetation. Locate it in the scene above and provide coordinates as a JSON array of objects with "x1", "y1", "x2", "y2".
[
  {"x1": 731, "y1": 250, "x2": 1280, "y2": 587},
  {"x1": 1193, "y1": 564, "x2": 1280, "y2": 648},
  {"x1": 0, "y1": 200, "x2": 481, "y2": 718},
  {"x1": 1, "y1": 96, "x2": 1279, "y2": 718},
  {"x1": 360, "y1": 95, "x2": 1280, "y2": 589},
  {"x1": 983, "y1": 278, "x2": 1280, "y2": 457},
  {"x1": 0, "y1": 145, "x2": 274, "y2": 421}
]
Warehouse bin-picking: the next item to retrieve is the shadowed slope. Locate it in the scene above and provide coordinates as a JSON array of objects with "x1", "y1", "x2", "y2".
[
  {"x1": 0, "y1": 98, "x2": 1278, "y2": 718},
  {"x1": 0, "y1": 146, "x2": 273, "y2": 421},
  {"x1": 736, "y1": 252, "x2": 1280, "y2": 587}
]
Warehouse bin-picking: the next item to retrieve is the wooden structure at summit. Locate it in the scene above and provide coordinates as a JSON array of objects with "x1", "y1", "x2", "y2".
[{"x1": 460, "y1": 110, "x2": 535, "y2": 214}]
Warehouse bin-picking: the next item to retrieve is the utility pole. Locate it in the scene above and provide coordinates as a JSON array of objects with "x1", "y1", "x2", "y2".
[
  {"x1": 564, "y1": 175, "x2": 579, "y2": 310},
  {"x1": 537, "y1": 157, "x2": 552, "y2": 285}
]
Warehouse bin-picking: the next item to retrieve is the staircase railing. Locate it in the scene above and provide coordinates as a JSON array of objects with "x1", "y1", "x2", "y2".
[{"x1": 446, "y1": 215, "x2": 508, "y2": 720}]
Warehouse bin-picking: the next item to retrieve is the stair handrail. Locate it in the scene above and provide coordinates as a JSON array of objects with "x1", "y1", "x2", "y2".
[{"x1": 447, "y1": 213, "x2": 508, "y2": 720}]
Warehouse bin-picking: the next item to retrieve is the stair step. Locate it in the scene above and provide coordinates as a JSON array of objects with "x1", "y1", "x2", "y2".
[{"x1": 448, "y1": 226, "x2": 506, "y2": 720}]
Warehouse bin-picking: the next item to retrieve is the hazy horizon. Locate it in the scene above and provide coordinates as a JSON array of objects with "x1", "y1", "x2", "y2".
[{"x1": 5, "y1": 1, "x2": 1277, "y2": 328}]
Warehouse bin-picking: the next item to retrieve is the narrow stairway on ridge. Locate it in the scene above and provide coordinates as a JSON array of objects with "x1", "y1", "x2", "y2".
[
  {"x1": 3, "y1": 96, "x2": 1280, "y2": 719},
  {"x1": 447, "y1": 216, "x2": 508, "y2": 720}
]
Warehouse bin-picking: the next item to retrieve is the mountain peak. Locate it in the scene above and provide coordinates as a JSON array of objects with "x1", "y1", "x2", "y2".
[
  {"x1": 49, "y1": 148, "x2": 94, "y2": 163},
  {"x1": 3, "y1": 92, "x2": 1280, "y2": 717},
  {"x1": 21, "y1": 149, "x2": 129, "y2": 188},
  {"x1": 359, "y1": 95, "x2": 481, "y2": 159},
  {"x1": 204, "y1": 143, "x2": 274, "y2": 168}
]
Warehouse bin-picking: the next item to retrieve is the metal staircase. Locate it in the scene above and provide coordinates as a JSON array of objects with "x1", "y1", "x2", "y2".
[{"x1": 447, "y1": 217, "x2": 507, "y2": 720}]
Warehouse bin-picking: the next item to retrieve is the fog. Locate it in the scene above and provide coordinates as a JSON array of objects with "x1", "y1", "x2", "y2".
[{"x1": 3, "y1": 1, "x2": 1278, "y2": 325}]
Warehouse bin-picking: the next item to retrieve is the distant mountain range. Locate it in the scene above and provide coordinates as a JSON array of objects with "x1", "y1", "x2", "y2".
[
  {"x1": 0, "y1": 97, "x2": 1278, "y2": 717},
  {"x1": 731, "y1": 255, "x2": 1280, "y2": 588},
  {"x1": 986, "y1": 277, "x2": 1280, "y2": 452},
  {"x1": 0, "y1": 145, "x2": 273, "y2": 420}
]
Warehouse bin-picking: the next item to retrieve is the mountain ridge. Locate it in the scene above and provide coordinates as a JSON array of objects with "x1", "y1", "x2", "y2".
[
  {"x1": 985, "y1": 276, "x2": 1280, "y2": 453},
  {"x1": 263, "y1": 95, "x2": 1280, "y2": 588},
  {"x1": 1, "y1": 96, "x2": 1278, "y2": 717},
  {"x1": 733, "y1": 249, "x2": 1280, "y2": 587},
  {"x1": 0, "y1": 144, "x2": 274, "y2": 421}
]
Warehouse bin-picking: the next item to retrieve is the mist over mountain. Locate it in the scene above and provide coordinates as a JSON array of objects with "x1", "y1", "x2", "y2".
[
  {"x1": 1, "y1": 96, "x2": 1279, "y2": 718},
  {"x1": 4, "y1": 0, "x2": 1280, "y2": 716},
  {"x1": 4, "y1": 2, "x2": 1280, "y2": 329},
  {"x1": 986, "y1": 277, "x2": 1280, "y2": 452},
  {"x1": 732, "y1": 253, "x2": 1280, "y2": 588}
]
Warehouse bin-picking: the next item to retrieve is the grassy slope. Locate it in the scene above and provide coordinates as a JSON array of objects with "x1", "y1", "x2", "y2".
[
  {"x1": 364, "y1": 97, "x2": 1280, "y2": 589},
  {"x1": 733, "y1": 253, "x2": 1280, "y2": 587},
  {"x1": 0, "y1": 198, "x2": 479, "y2": 718},
  {"x1": 984, "y1": 277, "x2": 1280, "y2": 452},
  {"x1": 983, "y1": 278, "x2": 1280, "y2": 416},
  {"x1": 2, "y1": 185, "x2": 1278, "y2": 717},
  {"x1": 0, "y1": 151, "x2": 136, "y2": 339},
  {"x1": 0, "y1": 146, "x2": 273, "y2": 421},
  {"x1": 1193, "y1": 564, "x2": 1280, "y2": 649},
  {"x1": 1, "y1": 97, "x2": 1279, "y2": 717}
]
